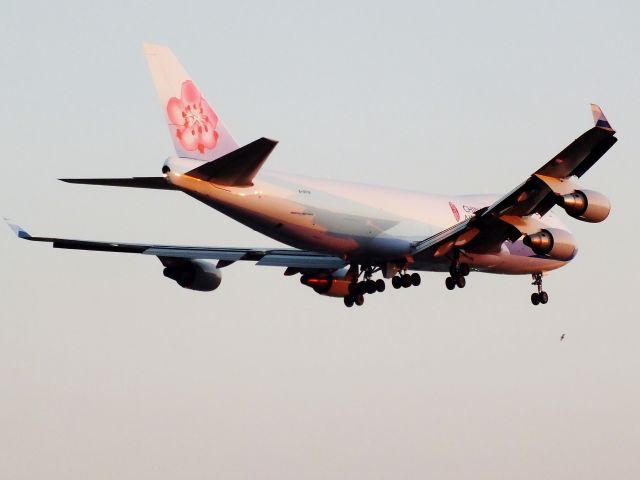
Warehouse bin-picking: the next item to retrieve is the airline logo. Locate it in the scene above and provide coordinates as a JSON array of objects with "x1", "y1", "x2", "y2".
[
  {"x1": 449, "y1": 201, "x2": 460, "y2": 222},
  {"x1": 167, "y1": 80, "x2": 219, "y2": 154}
]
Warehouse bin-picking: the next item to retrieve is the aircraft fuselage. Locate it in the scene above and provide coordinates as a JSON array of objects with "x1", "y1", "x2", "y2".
[{"x1": 166, "y1": 162, "x2": 572, "y2": 275}]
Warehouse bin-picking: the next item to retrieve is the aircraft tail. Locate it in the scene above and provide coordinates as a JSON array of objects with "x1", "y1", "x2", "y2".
[
  {"x1": 143, "y1": 43, "x2": 239, "y2": 161},
  {"x1": 60, "y1": 45, "x2": 277, "y2": 191}
]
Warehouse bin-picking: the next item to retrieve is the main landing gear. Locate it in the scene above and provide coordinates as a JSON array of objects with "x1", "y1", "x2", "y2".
[
  {"x1": 343, "y1": 294, "x2": 363, "y2": 308},
  {"x1": 343, "y1": 269, "x2": 421, "y2": 307},
  {"x1": 445, "y1": 262, "x2": 469, "y2": 291},
  {"x1": 530, "y1": 273, "x2": 549, "y2": 306},
  {"x1": 391, "y1": 272, "x2": 421, "y2": 289},
  {"x1": 343, "y1": 271, "x2": 387, "y2": 308}
]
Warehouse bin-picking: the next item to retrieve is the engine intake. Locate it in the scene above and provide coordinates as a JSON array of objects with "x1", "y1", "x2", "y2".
[
  {"x1": 300, "y1": 274, "x2": 351, "y2": 297},
  {"x1": 559, "y1": 189, "x2": 610, "y2": 223},
  {"x1": 163, "y1": 260, "x2": 222, "y2": 291},
  {"x1": 523, "y1": 228, "x2": 577, "y2": 261}
]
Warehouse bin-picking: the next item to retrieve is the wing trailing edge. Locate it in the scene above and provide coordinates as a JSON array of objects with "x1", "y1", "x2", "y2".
[{"x1": 5, "y1": 221, "x2": 346, "y2": 269}]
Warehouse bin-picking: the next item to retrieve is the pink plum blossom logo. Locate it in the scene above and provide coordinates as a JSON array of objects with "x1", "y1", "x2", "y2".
[{"x1": 167, "y1": 80, "x2": 218, "y2": 154}]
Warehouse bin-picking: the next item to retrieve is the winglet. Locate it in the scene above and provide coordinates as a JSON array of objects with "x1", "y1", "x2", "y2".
[
  {"x1": 591, "y1": 104, "x2": 614, "y2": 131},
  {"x1": 4, "y1": 219, "x2": 32, "y2": 239}
]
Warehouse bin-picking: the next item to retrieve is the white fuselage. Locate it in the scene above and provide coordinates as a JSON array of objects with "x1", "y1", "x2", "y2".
[{"x1": 166, "y1": 159, "x2": 573, "y2": 275}]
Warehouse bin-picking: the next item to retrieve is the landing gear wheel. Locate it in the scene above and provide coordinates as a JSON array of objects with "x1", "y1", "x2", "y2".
[
  {"x1": 455, "y1": 276, "x2": 466, "y2": 288},
  {"x1": 445, "y1": 276, "x2": 456, "y2": 290},
  {"x1": 356, "y1": 282, "x2": 367, "y2": 296},
  {"x1": 354, "y1": 294, "x2": 365, "y2": 306},
  {"x1": 449, "y1": 264, "x2": 458, "y2": 277},
  {"x1": 375, "y1": 279, "x2": 386, "y2": 292},
  {"x1": 459, "y1": 263, "x2": 470, "y2": 277},
  {"x1": 344, "y1": 295, "x2": 354, "y2": 307},
  {"x1": 392, "y1": 276, "x2": 402, "y2": 289},
  {"x1": 539, "y1": 291, "x2": 549, "y2": 304},
  {"x1": 402, "y1": 274, "x2": 412, "y2": 288},
  {"x1": 348, "y1": 283, "x2": 358, "y2": 295},
  {"x1": 531, "y1": 292, "x2": 540, "y2": 305},
  {"x1": 530, "y1": 273, "x2": 548, "y2": 306},
  {"x1": 410, "y1": 273, "x2": 421, "y2": 286},
  {"x1": 365, "y1": 279, "x2": 377, "y2": 294}
]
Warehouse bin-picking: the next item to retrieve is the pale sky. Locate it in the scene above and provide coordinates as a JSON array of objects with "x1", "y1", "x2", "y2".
[{"x1": 1, "y1": 1, "x2": 639, "y2": 479}]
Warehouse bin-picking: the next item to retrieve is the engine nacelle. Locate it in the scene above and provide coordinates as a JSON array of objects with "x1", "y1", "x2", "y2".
[
  {"x1": 523, "y1": 228, "x2": 577, "y2": 261},
  {"x1": 163, "y1": 260, "x2": 222, "y2": 292},
  {"x1": 300, "y1": 274, "x2": 351, "y2": 297},
  {"x1": 559, "y1": 189, "x2": 610, "y2": 223}
]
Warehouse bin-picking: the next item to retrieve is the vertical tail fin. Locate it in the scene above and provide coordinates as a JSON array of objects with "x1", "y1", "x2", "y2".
[{"x1": 143, "y1": 43, "x2": 239, "y2": 161}]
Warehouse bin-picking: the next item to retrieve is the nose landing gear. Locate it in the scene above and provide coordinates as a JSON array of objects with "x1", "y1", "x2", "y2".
[{"x1": 530, "y1": 273, "x2": 549, "y2": 305}]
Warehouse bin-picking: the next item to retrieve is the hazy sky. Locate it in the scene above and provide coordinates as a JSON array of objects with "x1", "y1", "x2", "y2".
[{"x1": 1, "y1": 1, "x2": 639, "y2": 479}]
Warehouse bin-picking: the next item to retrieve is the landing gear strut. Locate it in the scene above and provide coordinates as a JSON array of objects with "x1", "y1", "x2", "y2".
[
  {"x1": 445, "y1": 262, "x2": 469, "y2": 290},
  {"x1": 530, "y1": 273, "x2": 549, "y2": 305}
]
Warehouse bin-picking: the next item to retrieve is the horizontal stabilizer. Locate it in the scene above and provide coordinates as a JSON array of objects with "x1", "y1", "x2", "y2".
[
  {"x1": 60, "y1": 177, "x2": 178, "y2": 190},
  {"x1": 186, "y1": 137, "x2": 277, "y2": 187}
]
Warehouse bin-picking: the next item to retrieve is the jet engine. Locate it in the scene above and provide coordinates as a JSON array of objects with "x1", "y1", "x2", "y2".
[
  {"x1": 300, "y1": 274, "x2": 351, "y2": 297},
  {"x1": 559, "y1": 189, "x2": 610, "y2": 223},
  {"x1": 163, "y1": 260, "x2": 222, "y2": 291},
  {"x1": 523, "y1": 228, "x2": 577, "y2": 261}
]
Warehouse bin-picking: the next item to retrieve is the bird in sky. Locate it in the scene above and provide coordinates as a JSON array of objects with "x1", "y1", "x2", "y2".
[{"x1": 560, "y1": 334, "x2": 565, "y2": 341}]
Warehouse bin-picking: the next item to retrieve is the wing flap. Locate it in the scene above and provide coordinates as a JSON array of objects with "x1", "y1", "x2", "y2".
[
  {"x1": 257, "y1": 254, "x2": 346, "y2": 269},
  {"x1": 143, "y1": 248, "x2": 248, "y2": 261}
]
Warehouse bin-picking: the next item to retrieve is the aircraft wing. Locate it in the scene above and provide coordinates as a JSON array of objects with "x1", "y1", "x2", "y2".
[
  {"x1": 6, "y1": 222, "x2": 347, "y2": 270},
  {"x1": 413, "y1": 104, "x2": 617, "y2": 256}
]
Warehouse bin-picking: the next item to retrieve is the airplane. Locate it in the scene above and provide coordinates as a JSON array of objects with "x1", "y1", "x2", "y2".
[{"x1": 6, "y1": 44, "x2": 616, "y2": 308}]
